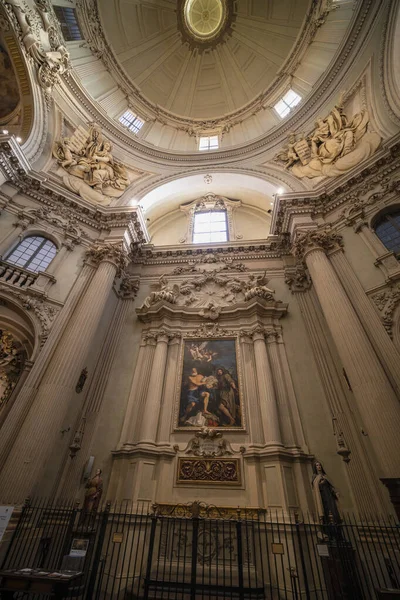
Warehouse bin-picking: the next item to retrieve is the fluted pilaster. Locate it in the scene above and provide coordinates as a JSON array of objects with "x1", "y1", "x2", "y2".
[
  {"x1": 252, "y1": 328, "x2": 282, "y2": 446},
  {"x1": 0, "y1": 243, "x2": 126, "y2": 499},
  {"x1": 295, "y1": 230, "x2": 400, "y2": 478},
  {"x1": 0, "y1": 263, "x2": 94, "y2": 472},
  {"x1": 266, "y1": 330, "x2": 296, "y2": 448},
  {"x1": 330, "y1": 249, "x2": 400, "y2": 397},
  {"x1": 296, "y1": 287, "x2": 386, "y2": 513},
  {"x1": 240, "y1": 333, "x2": 263, "y2": 445},
  {"x1": 139, "y1": 332, "x2": 170, "y2": 444},
  {"x1": 157, "y1": 336, "x2": 181, "y2": 444}
]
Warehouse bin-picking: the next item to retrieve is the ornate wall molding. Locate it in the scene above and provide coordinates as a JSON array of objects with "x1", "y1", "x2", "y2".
[
  {"x1": 370, "y1": 284, "x2": 400, "y2": 337},
  {"x1": 0, "y1": 137, "x2": 149, "y2": 241},
  {"x1": 2, "y1": 0, "x2": 71, "y2": 108},
  {"x1": 139, "y1": 272, "x2": 277, "y2": 315},
  {"x1": 284, "y1": 264, "x2": 312, "y2": 293}
]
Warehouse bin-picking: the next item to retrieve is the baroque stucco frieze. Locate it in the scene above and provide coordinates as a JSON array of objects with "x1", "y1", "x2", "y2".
[{"x1": 139, "y1": 272, "x2": 277, "y2": 313}]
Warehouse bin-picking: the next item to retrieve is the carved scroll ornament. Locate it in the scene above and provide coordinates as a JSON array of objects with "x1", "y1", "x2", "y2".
[{"x1": 275, "y1": 95, "x2": 381, "y2": 179}]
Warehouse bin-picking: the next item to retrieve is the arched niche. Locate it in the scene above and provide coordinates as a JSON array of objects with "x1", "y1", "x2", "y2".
[
  {"x1": 0, "y1": 296, "x2": 37, "y2": 414},
  {"x1": 0, "y1": 22, "x2": 35, "y2": 143}
]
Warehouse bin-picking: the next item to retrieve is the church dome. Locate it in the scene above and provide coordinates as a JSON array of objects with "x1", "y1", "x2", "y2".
[{"x1": 96, "y1": 0, "x2": 309, "y2": 120}]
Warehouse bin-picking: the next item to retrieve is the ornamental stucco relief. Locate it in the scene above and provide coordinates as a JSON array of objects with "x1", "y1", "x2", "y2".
[
  {"x1": 140, "y1": 271, "x2": 276, "y2": 313},
  {"x1": 53, "y1": 124, "x2": 130, "y2": 206},
  {"x1": 275, "y1": 95, "x2": 381, "y2": 179}
]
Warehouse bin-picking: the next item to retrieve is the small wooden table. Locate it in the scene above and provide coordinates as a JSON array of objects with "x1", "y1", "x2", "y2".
[{"x1": 0, "y1": 569, "x2": 82, "y2": 599}]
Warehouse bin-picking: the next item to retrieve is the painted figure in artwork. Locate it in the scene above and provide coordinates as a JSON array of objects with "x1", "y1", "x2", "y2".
[{"x1": 179, "y1": 339, "x2": 242, "y2": 428}]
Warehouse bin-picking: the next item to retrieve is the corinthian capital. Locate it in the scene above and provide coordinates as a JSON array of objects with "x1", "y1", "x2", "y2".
[
  {"x1": 292, "y1": 226, "x2": 343, "y2": 260},
  {"x1": 86, "y1": 242, "x2": 128, "y2": 276}
]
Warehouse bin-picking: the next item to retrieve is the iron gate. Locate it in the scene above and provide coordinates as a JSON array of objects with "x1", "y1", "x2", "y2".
[{"x1": 1, "y1": 499, "x2": 400, "y2": 599}]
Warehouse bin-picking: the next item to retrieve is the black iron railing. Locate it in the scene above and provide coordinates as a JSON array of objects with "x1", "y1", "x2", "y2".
[{"x1": 0, "y1": 498, "x2": 399, "y2": 599}]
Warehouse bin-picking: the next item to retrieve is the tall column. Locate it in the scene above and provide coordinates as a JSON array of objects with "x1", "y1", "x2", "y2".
[
  {"x1": 138, "y1": 332, "x2": 169, "y2": 445},
  {"x1": 0, "y1": 243, "x2": 127, "y2": 500},
  {"x1": 0, "y1": 262, "x2": 94, "y2": 461},
  {"x1": 252, "y1": 327, "x2": 282, "y2": 446},
  {"x1": 293, "y1": 283, "x2": 386, "y2": 513},
  {"x1": 294, "y1": 228, "x2": 400, "y2": 478},
  {"x1": 329, "y1": 249, "x2": 400, "y2": 396},
  {"x1": 58, "y1": 276, "x2": 139, "y2": 499}
]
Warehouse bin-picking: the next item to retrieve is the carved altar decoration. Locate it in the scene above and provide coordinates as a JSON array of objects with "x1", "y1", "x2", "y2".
[
  {"x1": 0, "y1": 329, "x2": 25, "y2": 412},
  {"x1": 179, "y1": 194, "x2": 242, "y2": 243},
  {"x1": 174, "y1": 427, "x2": 243, "y2": 485},
  {"x1": 139, "y1": 271, "x2": 276, "y2": 314},
  {"x1": 275, "y1": 94, "x2": 381, "y2": 178},
  {"x1": 53, "y1": 125, "x2": 131, "y2": 206}
]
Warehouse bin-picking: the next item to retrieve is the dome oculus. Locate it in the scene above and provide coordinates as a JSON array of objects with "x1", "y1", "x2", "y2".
[{"x1": 184, "y1": 0, "x2": 226, "y2": 41}]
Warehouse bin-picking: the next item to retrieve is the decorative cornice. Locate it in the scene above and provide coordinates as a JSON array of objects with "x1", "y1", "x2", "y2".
[
  {"x1": 0, "y1": 136, "x2": 149, "y2": 241},
  {"x1": 292, "y1": 227, "x2": 343, "y2": 260},
  {"x1": 273, "y1": 142, "x2": 400, "y2": 235}
]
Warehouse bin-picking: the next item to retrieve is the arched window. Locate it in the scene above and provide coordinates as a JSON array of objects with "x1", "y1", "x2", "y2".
[
  {"x1": 374, "y1": 210, "x2": 400, "y2": 256},
  {"x1": 5, "y1": 236, "x2": 57, "y2": 273}
]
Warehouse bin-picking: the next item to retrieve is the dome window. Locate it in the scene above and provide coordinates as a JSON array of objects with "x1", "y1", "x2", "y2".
[
  {"x1": 274, "y1": 89, "x2": 302, "y2": 119},
  {"x1": 199, "y1": 135, "x2": 219, "y2": 151},
  {"x1": 119, "y1": 110, "x2": 144, "y2": 135},
  {"x1": 53, "y1": 6, "x2": 82, "y2": 41}
]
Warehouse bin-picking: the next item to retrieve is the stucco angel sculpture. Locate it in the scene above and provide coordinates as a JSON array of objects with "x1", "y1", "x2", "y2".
[
  {"x1": 275, "y1": 95, "x2": 381, "y2": 178},
  {"x1": 53, "y1": 125, "x2": 129, "y2": 205},
  {"x1": 142, "y1": 275, "x2": 180, "y2": 308},
  {"x1": 242, "y1": 272, "x2": 275, "y2": 301}
]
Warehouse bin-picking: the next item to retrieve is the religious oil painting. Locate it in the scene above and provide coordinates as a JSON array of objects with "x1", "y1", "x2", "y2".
[{"x1": 177, "y1": 339, "x2": 243, "y2": 429}]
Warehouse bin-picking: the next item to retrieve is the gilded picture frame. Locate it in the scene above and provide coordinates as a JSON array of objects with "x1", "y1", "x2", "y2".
[{"x1": 174, "y1": 337, "x2": 245, "y2": 431}]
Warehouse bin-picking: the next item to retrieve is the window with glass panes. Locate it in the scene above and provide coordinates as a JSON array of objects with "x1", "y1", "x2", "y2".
[
  {"x1": 199, "y1": 136, "x2": 219, "y2": 151},
  {"x1": 274, "y1": 89, "x2": 302, "y2": 119},
  {"x1": 374, "y1": 211, "x2": 400, "y2": 256},
  {"x1": 193, "y1": 211, "x2": 228, "y2": 243},
  {"x1": 119, "y1": 110, "x2": 144, "y2": 135},
  {"x1": 5, "y1": 236, "x2": 57, "y2": 273},
  {"x1": 53, "y1": 6, "x2": 82, "y2": 41}
]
